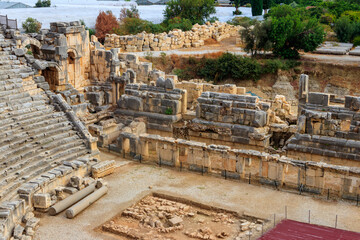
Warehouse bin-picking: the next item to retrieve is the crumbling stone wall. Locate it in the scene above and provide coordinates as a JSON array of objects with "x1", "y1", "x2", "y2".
[
  {"x1": 115, "y1": 80, "x2": 187, "y2": 132},
  {"x1": 287, "y1": 75, "x2": 360, "y2": 166},
  {"x1": 175, "y1": 80, "x2": 246, "y2": 110},
  {"x1": 104, "y1": 22, "x2": 241, "y2": 51},
  {"x1": 187, "y1": 91, "x2": 272, "y2": 149},
  {"x1": 112, "y1": 133, "x2": 360, "y2": 200},
  {"x1": 21, "y1": 21, "x2": 91, "y2": 91}
]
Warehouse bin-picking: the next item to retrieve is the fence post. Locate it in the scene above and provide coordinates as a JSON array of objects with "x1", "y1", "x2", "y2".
[
  {"x1": 6, "y1": 15, "x2": 7, "y2": 29},
  {"x1": 308, "y1": 210, "x2": 311, "y2": 224},
  {"x1": 273, "y1": 214, "x2": 276, "y2": 227},
  {"x1": 327, "y1": 189, "x2": 330, "y2": 200},
  {"x1": 224, "y1": 170, "x2": 227, "y2": 179},
  {"x1": 261, "y1": 223, "x2": 264, "y2": 235},
  {"x1": 335, "y1": 215, "x2": 338, "y2": 229},
  {"x1": 249, "y1": 173, "x2": 251, "y2": 184},
  {"x1": 357, "y1": 194, "x2": 359, "y2": 206},
  {"x1": 285, "y1": 206, "x2": 287, "y2": 219}
]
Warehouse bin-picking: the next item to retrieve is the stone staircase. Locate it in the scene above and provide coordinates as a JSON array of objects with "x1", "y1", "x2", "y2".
[{"x1": 0, "y1": 28, "x2": 94, "y2": 239}]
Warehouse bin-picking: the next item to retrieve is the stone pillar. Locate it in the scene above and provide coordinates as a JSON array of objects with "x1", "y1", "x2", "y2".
[
  {"x1": 141, "y1": 140, "x2": 149, "y2": 160},
  {"x1": 181, "y1": 89, "x2": 187, "y2": 114},
  {"x1": 111, "y1": 82, "x2": 117, "y2": 106},
  {"x1": 173, "y1": 144, "x2": 180, "y2": 168},
  {"x1": 298, "y1": 74, "x2": 309, "y2": 115},
  {"x1": 122, "y1": 138, "x2": 130, "y2": 157}
]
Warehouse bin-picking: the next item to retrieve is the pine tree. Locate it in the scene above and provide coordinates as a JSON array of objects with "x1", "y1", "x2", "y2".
[{"x1": 251, "y1": 0, "x2": 263, "y2": 16}]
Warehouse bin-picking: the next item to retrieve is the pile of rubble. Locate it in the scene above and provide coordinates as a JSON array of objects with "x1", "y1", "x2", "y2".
[
  {"x1": 102, "y1": 195, "x2": 264, "y2": 239},
  {"x1": 104, "y1": 21, "x2": 241, "y2": 51}
]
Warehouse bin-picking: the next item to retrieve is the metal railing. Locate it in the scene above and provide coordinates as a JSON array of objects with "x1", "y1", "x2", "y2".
[{"x1": 0, "y1": 15, "x2": 17, "y2": 29}]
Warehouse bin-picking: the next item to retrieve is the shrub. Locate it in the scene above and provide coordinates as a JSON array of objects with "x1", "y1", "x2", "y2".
[
  {"x1": 95, "y1": 11, "x2": 119, "y2": 42},
  {"x1": 227, "y1": 17, "x2": 254, "y2": 26},
  {"x1": 263, "y1": 59, "x2": 282, "y2": 74},
  {"x1": 251, "y1": 0, "x2": 263, "y2": 16},
  {"x1": 116, "y1": 18, "x2": 166, "y2": 35},
  {"x1": 22, "y1": 18, "x2": 42, "y2": 33},
  {"x1": 319, "y1": 13, "x2": 336, "y2": 24},
  {"x1": 198, "y1": 53, "x2": 262, "y2": 82},
  {"x1": 341, "y1": 10, "x2": 360, "y2": 22},
  {"x1": 320, "y1": 0, "x2": 360, "y2": 18},
  {"x1": 164, "y1": 0, "x2": 216, "y2": 24},
  {"x1": 80, "y1": 19, "x2": 96, "y2": 38},
  {"x1": 165, "y1": 17, "x2": 193, "y2": 31},
  {"x1": 334, "y1": 16, "x2": 356, "y2": 42},
  {"x1": 35, "y1": 0, "x2": 51, "y2": 7},
  {"x1": 165, "y1": 107, "x2": 173, "y2": 115},
  {"x1": 353, "y1": 35, "x2": 360, "y2": 46},
  {"x1": 119, "y1": 6, "x2": 140, "y2": 22},
  {"x1": 245, "y1": 3, "x2": 251, "y2": 7}
]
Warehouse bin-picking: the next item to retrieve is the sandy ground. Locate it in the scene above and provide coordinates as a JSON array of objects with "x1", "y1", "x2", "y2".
[{"x1": 34, "y1": 151, "x2": 360, "y2": 240}]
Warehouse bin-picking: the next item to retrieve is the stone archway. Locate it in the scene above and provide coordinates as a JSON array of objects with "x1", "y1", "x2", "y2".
[
  {"x1": 66, "y1": 48, "x2": 81, "y2": 88},
  {"x1": 21, "y1": 38, "x2": 42, "y2": 58}
]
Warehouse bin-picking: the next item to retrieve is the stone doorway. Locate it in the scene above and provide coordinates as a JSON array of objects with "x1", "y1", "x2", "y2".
[
  {"x1": 67, "y1": 51, "x2": 76, "y2": 87},
  {"x1": 42, "y1": 66, "x2": 60, "y2": 91}
]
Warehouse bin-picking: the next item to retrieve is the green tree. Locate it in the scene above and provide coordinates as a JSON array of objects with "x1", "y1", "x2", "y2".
[
  {"x1": 164, "y1": 0, "x2": 216, "y2": 24},
  {"x1": 263, "y1": 0, "x2": 272, "y2": 14},
  {"x1": 22, "y1": 18, "x2": 42, "y2": 33},
  {"x1": 234, "y1": 0, "x2": 242, "y2": 15},
  {"x1": 334, "y1": 16, "x2": 356, "y2": 42},
  {"x1": 240, "y1": 19, "x2": 272, "y2": 55},
  {"x1": 35, "y1": 0, "x2": 51, "y2": 7},
  {"x1": 251, "y1": 0, "x2": 263, "y2": 16},
  {"x1": 268, "y1": 5, "x2": 325, "y2": 58}
]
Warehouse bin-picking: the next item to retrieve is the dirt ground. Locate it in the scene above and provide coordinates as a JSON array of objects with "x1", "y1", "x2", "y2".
[{"x1": 34, "y1": 151, "x2": 360, "y2": 240}]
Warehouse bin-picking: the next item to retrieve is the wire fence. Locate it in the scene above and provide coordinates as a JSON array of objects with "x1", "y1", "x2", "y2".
[
  {"x1": 247, "y1": 207, "x2": 347, "y2": 239},
  {"x1": 0, "y1": 15, "x2": 17, "y2": 29}
]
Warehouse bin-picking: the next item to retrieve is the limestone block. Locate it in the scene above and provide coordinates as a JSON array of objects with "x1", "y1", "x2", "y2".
[
  {"x1": 14, "y1": 48, "x2": 25, "y2": 57},
  {"x1": 236, "y1": 87, "x2": 246, "y2": 95},
  {"x1": 156, "y1": 77, "x2": 165, "y2": 88},
  {"x1": 345, "y1": 96, "x2": 360, "y2": 111},
  {"x1": 308, "y1": 92, "x2": 330, "y2": 106},
  {"x1": 33, "y1": 193, "x2": 51, "y2": 209},
  {"x1": 92, "y1": 160, "x2": 116, "y2": 178},
  {"x1": 165, "y1": 78, "x2": 175, "y2": 90}
]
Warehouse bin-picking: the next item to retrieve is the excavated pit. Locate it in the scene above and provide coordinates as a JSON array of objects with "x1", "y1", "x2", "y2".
[{"x1": 99, "y1": 193, "x2": 266, "y2": 240}]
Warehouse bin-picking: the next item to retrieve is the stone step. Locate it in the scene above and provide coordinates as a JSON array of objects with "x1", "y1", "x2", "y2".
[
  {"x1": 0, "y1": 116, "x2": 72, "y2": 163},
  {"x1": 0, "y1": 136, "x2": 85, "y2": 178},
  {"x1": 0, "y1": 72, "x2": 18, "y2": 81},
  {"x1": 0, "y1": 106, "x2": 52, "y2": 126},
  {"x1": 0, "y1": 144, "x2": 89, "y2": 201},
  {"x1": 0, "y1": 107, "x2": 56, "y2": 136},
  {"x1": 0, "y1": 150, "x2": 90, "y2": 202},
  {"x1": 0, "y1": 112, "x2": 64, "y2": 148}
]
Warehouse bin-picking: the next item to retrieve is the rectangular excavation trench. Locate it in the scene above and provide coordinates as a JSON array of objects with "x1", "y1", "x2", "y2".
[{"x1": 98, "y1": 192, "x2": 267, "y2": 240}]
